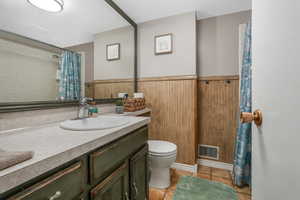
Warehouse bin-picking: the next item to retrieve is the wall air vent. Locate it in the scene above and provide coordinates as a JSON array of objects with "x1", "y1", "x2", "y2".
[{"x1": 198, "y1": 144, "x2": 219, "y2": 160}]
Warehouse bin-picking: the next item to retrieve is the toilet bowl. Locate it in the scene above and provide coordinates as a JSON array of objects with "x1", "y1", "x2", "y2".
[{"x1": 148, "y1": 140, "x2": 177, "y2": 189}]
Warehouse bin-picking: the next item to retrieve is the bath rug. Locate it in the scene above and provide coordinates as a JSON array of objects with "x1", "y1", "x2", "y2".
[{"x1": 173, "y1": 176, "x2": 238, "y2": 200}]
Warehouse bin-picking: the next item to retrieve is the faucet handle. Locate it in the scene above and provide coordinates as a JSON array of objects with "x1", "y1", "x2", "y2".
[{"x1": 79, "y1": 97, "x2": 93, "y2": 105}]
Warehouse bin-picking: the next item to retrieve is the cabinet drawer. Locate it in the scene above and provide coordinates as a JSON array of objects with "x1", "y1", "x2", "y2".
[
  {"x1": 8, "y1": 162, "x2": 84, "y2": 200},
  {"x1": 90, "y1": 126, "x2": 148, "y2": 184}
]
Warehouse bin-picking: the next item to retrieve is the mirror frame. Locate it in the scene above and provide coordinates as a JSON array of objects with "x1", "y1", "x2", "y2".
[{"x1": 0, "y1": 0, "x2": 137, "y2": 113}]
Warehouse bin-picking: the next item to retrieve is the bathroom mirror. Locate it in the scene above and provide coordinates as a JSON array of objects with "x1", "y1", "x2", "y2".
[{"x1": 0, "y1": 0, "x2": 137, "y2": 112}]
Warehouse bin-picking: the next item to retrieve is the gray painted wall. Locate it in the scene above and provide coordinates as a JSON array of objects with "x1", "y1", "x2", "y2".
[
  {"x1": 138, "y1": 12, "x2": 197, "y2": 78},
  {"x1": 72, "y1": 11, "x2": 251, "y2": 81},
  {"x1": 197, "y1": 10, "x2": 251, "y2": 76},
  {"x1": 94, "y1": 26, "x2": 134, "y2": 80},
  {"x1": 68, "y1": 42, "x2": 94, "y2": 82}
]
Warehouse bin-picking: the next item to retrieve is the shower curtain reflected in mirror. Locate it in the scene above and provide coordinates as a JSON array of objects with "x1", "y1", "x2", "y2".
[
  {"x1": 233, "y1": 21, "x2": 252, "y2": 187},
  {"x1": 58, "y1": 51, "x2": 81, "y2": 100}
]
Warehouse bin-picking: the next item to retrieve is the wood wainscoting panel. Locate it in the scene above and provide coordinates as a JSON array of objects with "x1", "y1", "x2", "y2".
[
  {"x1": 138, "y1": 76, "x2": 198, "y2": 165},
  {"x1": 198, "y1": 76, "x2": 239, "y2": 164},
  {"x1": 85, "y1": 82, "x2": 95, "y2": 98},
  {"x1": 93, "y1": 79, "x2": 134, "y2": 99}
]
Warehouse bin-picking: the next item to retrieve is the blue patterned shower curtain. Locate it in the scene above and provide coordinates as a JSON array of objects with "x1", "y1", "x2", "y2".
[
  {"x1": 59, "y1": 51, "x2": 81, "y2": 100},
  {"x1": 233, "y1": 22, "x2": 252, "y2": 187}
]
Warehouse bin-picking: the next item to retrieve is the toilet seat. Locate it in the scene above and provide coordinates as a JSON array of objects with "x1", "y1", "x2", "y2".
[{"x1": 148, "y1": 140, "x2": 177, "y2": 157}]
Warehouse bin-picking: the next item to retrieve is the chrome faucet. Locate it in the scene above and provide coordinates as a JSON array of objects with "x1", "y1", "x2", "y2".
[{"x1": 78, "y1": 97, "x2": 93, "y2": 119}]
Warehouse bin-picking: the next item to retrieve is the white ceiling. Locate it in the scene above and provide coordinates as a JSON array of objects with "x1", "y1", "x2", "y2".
[
  {"x1": 0, "y1": 0, "x2": 251, "y2": 47},
  {"x1": 0, "y1": 0, "x2": 128, "y2": 47},
  {"x1": 114, "y1": 0, "x2": 251, "y2": 22}
]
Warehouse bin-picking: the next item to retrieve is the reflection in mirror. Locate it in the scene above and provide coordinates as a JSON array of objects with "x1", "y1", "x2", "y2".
[
  {"x1": 0, "y1": 31, "x2": 84, "y2": 102},
  {"x1": 91, "y1": 26, "x2": 134, "y2": 99},
  {"x1": 0, "y1": 32, "x2": 60, "y2": 102},
  {"x1": 0, "y1": 0, "x2": 134, "y2": 105}
]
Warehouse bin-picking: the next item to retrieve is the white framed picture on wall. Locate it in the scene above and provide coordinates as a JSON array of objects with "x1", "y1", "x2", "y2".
[
  {"x1": 155, "y1": 33, "x2": 173, "y2": 55},
  {"x1": 106, "y1": 43, "x2": 120, "y2": 61}
]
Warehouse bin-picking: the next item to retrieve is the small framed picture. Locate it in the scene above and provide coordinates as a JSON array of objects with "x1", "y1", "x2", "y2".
[
  {"x1": 155, "y1": 33, "x2": 173, "y2": 55},
  {"x1": 106, "y1": 43, "x2": 120, "y2": 61}
]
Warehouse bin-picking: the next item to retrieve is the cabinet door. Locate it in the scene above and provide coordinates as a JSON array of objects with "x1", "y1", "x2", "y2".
[
  {"x1": 130, "y1": 145, "x2": 149, "y2": 200},
  {"x1": 90, "y1": 162, "x2": 129, "y2": 200}
]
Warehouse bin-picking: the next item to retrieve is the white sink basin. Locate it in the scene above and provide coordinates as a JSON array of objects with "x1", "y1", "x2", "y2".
[{"x1": 60, "y1": 116, "x2": 130, "y2": 131}]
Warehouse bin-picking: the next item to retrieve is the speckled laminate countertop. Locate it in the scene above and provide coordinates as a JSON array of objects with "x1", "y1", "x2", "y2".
[{"x1": 0, "y1": 113, "x2": 150, "y2": 194}]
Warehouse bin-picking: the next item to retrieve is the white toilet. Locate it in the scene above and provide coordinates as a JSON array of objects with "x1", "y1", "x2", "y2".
[{"x1": 148, "y1": 140, "x2": 177, "y2": 189}]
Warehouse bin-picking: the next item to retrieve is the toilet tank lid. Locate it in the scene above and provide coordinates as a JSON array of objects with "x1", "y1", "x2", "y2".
[{"x1": 148, "y1": 140, "x2": 177, "y2": 154}]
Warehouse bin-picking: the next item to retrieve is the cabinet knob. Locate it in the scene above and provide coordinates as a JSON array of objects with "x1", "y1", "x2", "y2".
[
  {"x1": 240, "y1": 109, "x2": 263, "y2": 126},
  {"x1": 133, "y1": 182, "x2": 139, "y2": 197},
  {"x1": 49, "y1": 191, "x2": 62, "y2": 200},
  {"x1": 125, "y1": 192, "x2": 129, "y2": 200}
]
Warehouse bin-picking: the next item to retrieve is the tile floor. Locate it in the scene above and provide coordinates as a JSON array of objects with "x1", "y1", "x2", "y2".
[{"x1": 149, "y1": 165, "x2": 251, "y2": 200}]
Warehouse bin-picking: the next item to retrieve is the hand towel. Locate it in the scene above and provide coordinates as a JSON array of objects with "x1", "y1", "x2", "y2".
[{"x1": 0, "y1": 150, "x2": 34, "y2": 171}]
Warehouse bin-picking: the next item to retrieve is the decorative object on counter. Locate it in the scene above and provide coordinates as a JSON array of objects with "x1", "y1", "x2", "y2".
[
  {"x1": 124, "y1": 98, "x2": 146, "y2": 112},
  {"x1": 88, "y1": 102, "x2": 99, "y2": 117},
  {"x1": 106, "y1": 43, "x2": 120, "y2": 61},
  {"x1": 115, "y1": 100, "x2": 124, "y2": 114},
  {"x1": 134, "y1": 92, "x2": 144, "y2": 98},
  {"x1": 118, "y1": 93, "x2": 129, "y2": 98},
  {"x1": 0, "y1": 150, "x2": 34, "y2": 171},
  {"x1": 155, "y1": 33, "x2": 173, "y2": 55}
]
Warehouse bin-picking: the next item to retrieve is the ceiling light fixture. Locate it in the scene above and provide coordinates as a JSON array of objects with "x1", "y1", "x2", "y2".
[{"x1": 27, "y1": 0, "x2": 64, "y2": 13}]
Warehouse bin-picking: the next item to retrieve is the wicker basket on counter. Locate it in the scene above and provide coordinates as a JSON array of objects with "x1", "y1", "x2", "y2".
[{"x1": 124, "y1": 98, "x2": 146, "y2": 112}]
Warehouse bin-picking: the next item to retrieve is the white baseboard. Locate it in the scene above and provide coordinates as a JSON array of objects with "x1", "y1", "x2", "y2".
[
  {"x1": 198, "y1": 159, "x2": 233, "y2": 171},
  {"x1": 171, "y1": 162, "x2": 198, "y2": 173}
]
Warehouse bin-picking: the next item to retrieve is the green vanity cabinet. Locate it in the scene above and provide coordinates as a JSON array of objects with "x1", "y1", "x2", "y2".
[
  {"x1": 3, "y1": 126, "x2": 149, "y2": 200},
  {"x1": 130, "y1": 146, "x2": 149, "y2": 200}
]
